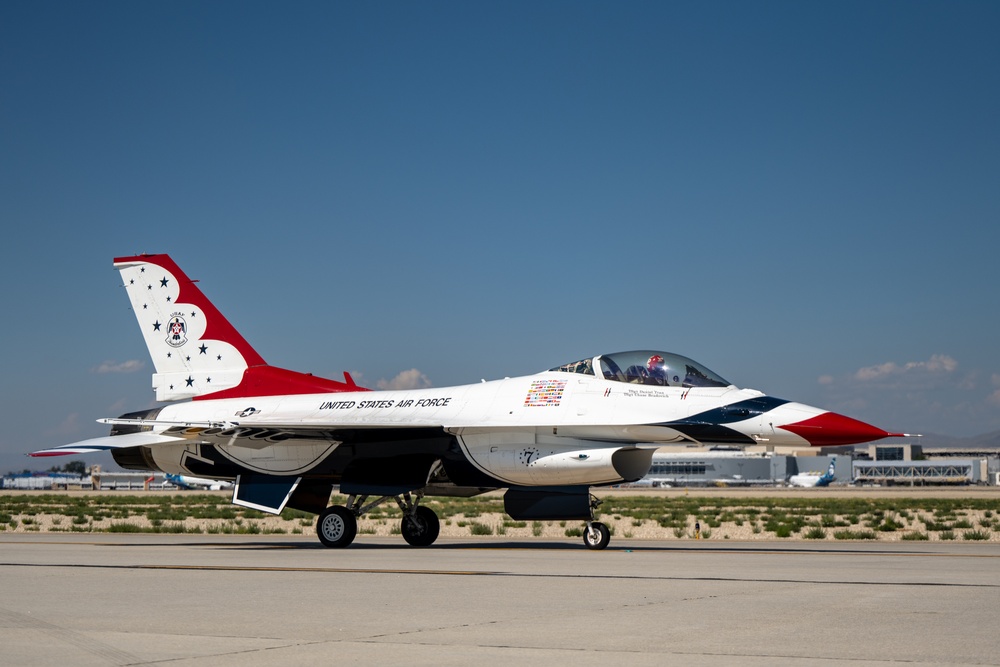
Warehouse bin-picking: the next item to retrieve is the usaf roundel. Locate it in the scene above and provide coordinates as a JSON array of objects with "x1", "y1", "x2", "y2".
[{"x1": 166, "y1": 314, "x2": 188, "y2": 348}]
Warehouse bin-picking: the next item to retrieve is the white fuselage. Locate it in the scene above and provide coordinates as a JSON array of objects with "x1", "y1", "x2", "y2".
[{"x1": 143, "y1": 372, "x2": 822, "y2": 487}]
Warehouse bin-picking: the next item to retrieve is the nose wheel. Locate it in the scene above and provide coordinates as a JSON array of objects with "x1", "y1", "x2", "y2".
[{"x1": 583, "y1": 521, "x2": 611, "y2": 550}]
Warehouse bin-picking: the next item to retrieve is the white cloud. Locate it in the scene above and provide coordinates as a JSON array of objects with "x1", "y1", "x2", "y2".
[
  {"x1": 92, "y1": 360, "x2": 144, "y2": 374},
  {"x1": 854, "y1": 354, "x2": 957, "y2": 381},
  {"x1": 854, "y1": 361, "x2": 899, "y2": 381},
  {"x1": 817, "y1": 374, "x2": 834, "y2": 385},
  {"x1": 377, "y1": 369, "x2": 432, "y2": 391}
]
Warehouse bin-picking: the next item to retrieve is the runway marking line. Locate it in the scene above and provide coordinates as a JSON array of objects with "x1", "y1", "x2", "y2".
[
  {"x1": 3, "y1": 537, "x2": 1000, "y2": 553},
  {"x1": 3, "y1": 537, "x2": 1000, "y2": 559},
  {"x1": 1, "y1": 561, "x2": 997, "y2": 589}
]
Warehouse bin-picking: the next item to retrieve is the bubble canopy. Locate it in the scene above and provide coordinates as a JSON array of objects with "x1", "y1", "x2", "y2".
[{"x1": 550, "y1": 350, "x2": 732, "y2": 388}]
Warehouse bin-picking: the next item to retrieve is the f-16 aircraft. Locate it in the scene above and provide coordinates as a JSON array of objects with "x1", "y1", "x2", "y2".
[
  {"x1": 788, "y1": 458, "x2": 837, "y2": 488},
  {"x1": 31, "y1": 254, "x2": 907, "y2": 550}
]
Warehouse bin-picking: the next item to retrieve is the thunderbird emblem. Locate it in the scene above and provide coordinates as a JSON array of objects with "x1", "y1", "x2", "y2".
[{"x1": 166, "y1": 314, "x2": 188, "y2": 347}]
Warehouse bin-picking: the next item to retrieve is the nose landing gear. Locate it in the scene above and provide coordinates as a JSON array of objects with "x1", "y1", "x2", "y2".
[
  {"x1": 583, "y1": 521, "x2": 611, "y2": 550},
  {"x1": 582, "y1": 493, "x2": 610, "y2": 550}
]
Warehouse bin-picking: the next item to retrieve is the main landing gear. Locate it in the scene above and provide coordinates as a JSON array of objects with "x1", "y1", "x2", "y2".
[{"x1": 316, "y1": 491, "x2": 440, "y2": 549}]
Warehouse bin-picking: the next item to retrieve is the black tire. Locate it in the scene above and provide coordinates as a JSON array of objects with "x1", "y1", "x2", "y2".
[
  {"x1": 400, "y1": 506, "x2": 440, "y2": 547},
  {"x1": 316, "y1": 505, "x2": 357, "y2": 548},
  {"x1": 583, "y1": 521, "x2": 611, "y2": 550}
]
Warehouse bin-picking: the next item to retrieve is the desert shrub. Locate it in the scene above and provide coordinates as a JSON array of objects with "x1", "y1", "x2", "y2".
[
  {"x1": 107, "y1": 522, "x2": 142, "y2": 533},
  {"x1": 901, "y1": 532, "x2": 929, "y2": 541},
  {"x1": 470, "y1": 522, "x2": 493, "y2": 536},
  {"x1": 878, "y1": 516, "x2": 904, "y2": 532},
  {"x1": 833, "y1": 529, "x2": 878, "y2": 540}
]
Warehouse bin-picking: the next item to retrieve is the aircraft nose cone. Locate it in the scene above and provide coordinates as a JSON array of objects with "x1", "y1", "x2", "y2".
[{"x1": 779, "y1": 411, "x2": 903, "y2": 446}]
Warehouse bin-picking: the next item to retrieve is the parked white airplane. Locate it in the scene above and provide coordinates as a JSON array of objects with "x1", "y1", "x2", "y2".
[
  {"x1": 788, "y1": 458, "x2": 837, "y2": 488},
  {"x1": 164, "y1": 473, "x2": 234, "y2": 491},
  {"x1": 31, "y1": 254, "x2": 908, "y2": 549}
]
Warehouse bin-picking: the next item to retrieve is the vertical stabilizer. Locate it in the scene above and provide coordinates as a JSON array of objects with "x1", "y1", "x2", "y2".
[
  {"x1": 114, "y1": 254, "x2": 266, "y2": 401},
  {"x1": 114, "y1": 254, "x2": 362, "y2": 401}
]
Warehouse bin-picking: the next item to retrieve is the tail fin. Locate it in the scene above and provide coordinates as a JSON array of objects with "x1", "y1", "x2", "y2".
[{"x1": 114, "y1": 254, "x2": 359, "y2": 401}]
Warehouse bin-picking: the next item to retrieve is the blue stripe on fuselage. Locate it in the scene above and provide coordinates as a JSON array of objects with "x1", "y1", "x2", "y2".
[{"x1": 659, "y1": 396, "x2": 791, "y2": 445}]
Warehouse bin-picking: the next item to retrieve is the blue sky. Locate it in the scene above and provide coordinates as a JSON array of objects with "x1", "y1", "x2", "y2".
[{"x1": 2, "y1": 2, "x2": 998, "y2": 473}]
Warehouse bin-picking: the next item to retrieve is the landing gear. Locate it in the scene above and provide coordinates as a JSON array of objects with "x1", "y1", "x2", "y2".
[
  {"x1": 583, "y1": 521, "x2": 611, "y2": 550},
  {"x1": 314, "y1": 491, "x2": 441, "y2": 548},
  {"x1": 317, "y1": 505, "x2": 357, "y2": 548},
  {"x1": 583, "y1": 492, "x2": 610, "y2": 550},
  {"x1": 401, "y1": 505, "x2": 440, "y2": 547}
]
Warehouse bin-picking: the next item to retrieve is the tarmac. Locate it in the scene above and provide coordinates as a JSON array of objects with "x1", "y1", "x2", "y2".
[{"x1": 1, "y1": 533, "x2": 999, "y2": 666}]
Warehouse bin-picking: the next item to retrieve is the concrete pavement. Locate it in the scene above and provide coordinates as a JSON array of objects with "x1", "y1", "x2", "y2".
[{"x1": 1, "y1": 533, "x2": 998, "y2": 665}]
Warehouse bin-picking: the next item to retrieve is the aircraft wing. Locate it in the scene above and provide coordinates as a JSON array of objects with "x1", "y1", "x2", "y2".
[{"x1": 31, "y1": 411, "x2": 696, "y2": 460}]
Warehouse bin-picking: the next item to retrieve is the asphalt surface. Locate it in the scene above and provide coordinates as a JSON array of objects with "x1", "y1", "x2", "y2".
[{"x1": 1, "y1": 533, "x2": 998, "y2": 666}]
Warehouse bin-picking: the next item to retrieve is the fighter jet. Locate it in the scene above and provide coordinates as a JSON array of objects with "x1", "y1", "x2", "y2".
[{"x1": 31, "y1": 254, "x2": 907, "y2": 550}]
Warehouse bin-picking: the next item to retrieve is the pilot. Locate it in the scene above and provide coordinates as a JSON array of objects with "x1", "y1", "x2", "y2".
[{"x1": 646, "y1": 354, "x2": 667, "y2": 386}]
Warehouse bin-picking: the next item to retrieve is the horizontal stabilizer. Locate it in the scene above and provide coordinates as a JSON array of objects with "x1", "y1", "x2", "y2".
[{"x1": 29, "y1": 431, "x2": 185, "y2": 457}]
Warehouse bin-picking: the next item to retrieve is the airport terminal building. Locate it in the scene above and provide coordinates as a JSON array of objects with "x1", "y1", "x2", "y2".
[{"x1": 637, "y1": 443, "x2": 997, "y2": 487}]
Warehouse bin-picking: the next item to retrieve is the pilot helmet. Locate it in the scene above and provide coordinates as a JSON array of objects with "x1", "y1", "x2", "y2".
[{"x1": 647, "y1": 354, "x2": 664, "y2": 372}]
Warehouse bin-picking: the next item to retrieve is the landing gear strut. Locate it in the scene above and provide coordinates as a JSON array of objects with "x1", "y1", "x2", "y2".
[{"x1": 315, "y1": 490, "x2": 440, "y2": 549}]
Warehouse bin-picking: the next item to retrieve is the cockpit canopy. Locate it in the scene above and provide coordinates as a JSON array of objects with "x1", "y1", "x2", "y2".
[{"x1": 550, "y1": 350, "x2": 732, "y2": 388}]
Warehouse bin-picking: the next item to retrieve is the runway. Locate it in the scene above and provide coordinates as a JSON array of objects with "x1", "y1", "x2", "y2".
[{"x1": 2, "y1": 534, "x2": 999, "y2": 666}]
